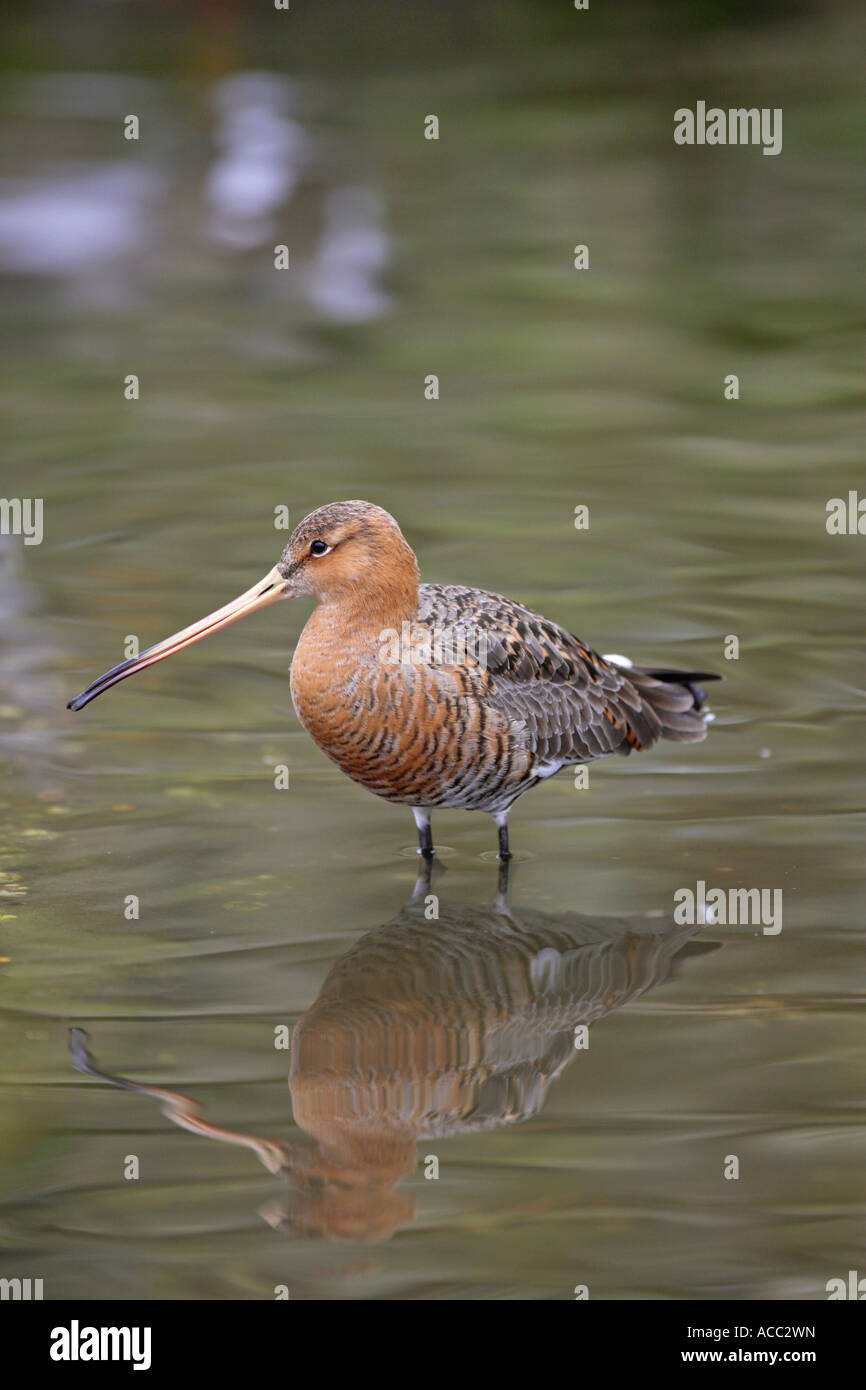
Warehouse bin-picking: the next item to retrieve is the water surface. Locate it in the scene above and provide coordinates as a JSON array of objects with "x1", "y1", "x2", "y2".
[{"x1": 0, "y1": 0, "x2": 864, "y2": 1300}]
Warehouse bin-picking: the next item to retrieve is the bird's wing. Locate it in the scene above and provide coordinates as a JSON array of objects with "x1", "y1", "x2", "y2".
[{"x1": 416, "y1": 584, "x2": 697, "y2": 766}]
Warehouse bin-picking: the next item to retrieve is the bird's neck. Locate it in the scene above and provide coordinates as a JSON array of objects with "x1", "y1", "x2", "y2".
[{"x1": 298, "y1": 571, "x2": 420, "y2": 661}]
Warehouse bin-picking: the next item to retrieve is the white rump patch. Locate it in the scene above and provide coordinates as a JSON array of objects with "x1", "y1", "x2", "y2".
[
  {"x1": 603, "y1": 653, "x2": 633, "y2": 668},
  {"x1": 533, "y1": 760, "x2": 564, "y2": 779}
]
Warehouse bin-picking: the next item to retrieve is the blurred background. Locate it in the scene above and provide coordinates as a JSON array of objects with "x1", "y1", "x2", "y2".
[{"x1": 0, "y1": 0, "x2": 864, "y2": 1299}]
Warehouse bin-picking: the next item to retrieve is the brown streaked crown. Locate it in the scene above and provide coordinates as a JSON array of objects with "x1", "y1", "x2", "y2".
[{"x1": 278, "y1": 500, "x2": 419, "y2": 612}]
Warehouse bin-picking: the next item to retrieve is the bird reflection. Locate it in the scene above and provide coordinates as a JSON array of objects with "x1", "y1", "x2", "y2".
[{"x1": 69, "y1": 863, "x2": 718, "y2": 1243}]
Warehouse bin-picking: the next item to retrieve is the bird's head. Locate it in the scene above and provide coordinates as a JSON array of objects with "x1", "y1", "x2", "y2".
[
  {"x1": 277, "y1": 500, "x2": 418, "y2": 604},
  {"x1": 67, "y1": 500, "x2": 418, "y2": 711}
]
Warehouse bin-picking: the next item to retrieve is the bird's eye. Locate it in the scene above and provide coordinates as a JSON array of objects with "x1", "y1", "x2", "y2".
[{"x1": 309, "y1": 540, "x2": 331, "y2": 557}]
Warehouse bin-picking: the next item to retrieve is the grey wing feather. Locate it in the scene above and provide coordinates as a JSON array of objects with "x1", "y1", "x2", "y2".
[{"x1": 417, "y1": 584, "x2": 675, "y2": 767}]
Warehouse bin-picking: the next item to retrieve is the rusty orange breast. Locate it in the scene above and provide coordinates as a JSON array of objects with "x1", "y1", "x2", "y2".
[{"x1": 289, "y1": 601, "x2": 531, "y2": 811}]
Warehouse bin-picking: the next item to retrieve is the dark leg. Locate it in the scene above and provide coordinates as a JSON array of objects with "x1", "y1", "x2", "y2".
[
  {"x1": 497, "y1": 821, "x2": 511, "y2": 861},
  {"x1": 412, "y1": 808, "x2": 434, "y2": 858},
  {"x1": 496, "y1": 857, "x2": 511, "y2": 900},
  {"x1": 408, "y1": 852, "x2": 435, "y2": 905}
]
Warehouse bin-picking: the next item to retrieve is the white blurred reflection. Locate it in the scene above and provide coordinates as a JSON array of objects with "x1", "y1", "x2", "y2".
[
  {"x1": 206, "y1": 71, "x2": 309, "y2": 250},
  {"x1": 305, "y1": 185, "x2": 391, "y2": 322},
  {"x1": 0, "y1": 70, "x2": 391, "y2": 324},
  {"x1": 0, "y1": 165, "x2": 163, "y2": 275}
]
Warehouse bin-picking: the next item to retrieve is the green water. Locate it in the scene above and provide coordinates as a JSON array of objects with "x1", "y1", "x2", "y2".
[{"x1": 0, "y1": 1, "x2": 864, "y2": 1299}]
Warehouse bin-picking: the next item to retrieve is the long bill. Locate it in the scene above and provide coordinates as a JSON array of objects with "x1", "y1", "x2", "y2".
[{"x1": 67, "y1": 565, "x2": 290, "y2": 711}]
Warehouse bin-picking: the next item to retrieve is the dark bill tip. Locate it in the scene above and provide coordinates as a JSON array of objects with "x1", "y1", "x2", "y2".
[
  {"x1": 66, "y1": 656, "x2": 145, "y2": 712},
  {"x1": 65, "y1": 565, "x2": 290, "y2": 714}
]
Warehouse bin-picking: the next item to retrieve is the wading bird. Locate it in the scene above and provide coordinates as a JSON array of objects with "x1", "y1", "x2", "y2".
[
  {"x1": 68, "y1": 500, "x2": 719, "y2": 859},
  {"x1": 69, "y1": 860, "x2": 718, "y2": 1242}
]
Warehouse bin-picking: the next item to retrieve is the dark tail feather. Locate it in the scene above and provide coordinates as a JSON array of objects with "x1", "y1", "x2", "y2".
[
  {"x1": 631, "y1": 668, "x2": 721, "y2": 712},
  {"x1": 625, "y1": 667, "x2": 721, "y2": 744}
]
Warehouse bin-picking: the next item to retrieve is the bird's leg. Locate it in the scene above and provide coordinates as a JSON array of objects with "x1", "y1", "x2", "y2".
[
  {"x1": 411, "y1": 807, "x2": 434, "y2": 858},
  {"x1": 408, "y1": 852, "x2": 435, "y2": 906},
  {"x1": 491, "y1": 811, "x2": 511, "y2": 862},
  {"x1": 495, "y1": 856, "x2": 511, "y2": 903}
]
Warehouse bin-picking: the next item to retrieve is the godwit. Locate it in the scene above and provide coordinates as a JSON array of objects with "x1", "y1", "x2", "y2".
[
  {"x1": 69, "y1": 863, "x2": 716, "y2": 1241},
  {"x1": 68, "y1": 500, "x2": 719, "y2": 859}
]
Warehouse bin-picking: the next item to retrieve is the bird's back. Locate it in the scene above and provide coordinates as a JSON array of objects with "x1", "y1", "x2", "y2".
[
  {"x1": 417, "y1": 583, "x2": 716, "y2": 774},
  {"x1": 291, "y1": 580, "x2": 716, "y2": 814}
]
